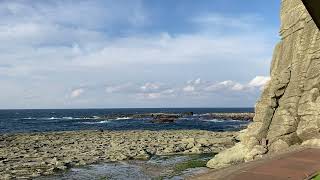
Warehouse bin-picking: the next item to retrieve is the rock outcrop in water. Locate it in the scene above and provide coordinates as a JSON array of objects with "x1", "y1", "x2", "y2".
[{"x1": 207, "y1": 0, "x2": 320, "y2": 168}]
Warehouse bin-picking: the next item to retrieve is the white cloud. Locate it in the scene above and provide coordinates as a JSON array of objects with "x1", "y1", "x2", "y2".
[
  {"x1": 193, "y1": 76, "x2": 270, "y2": 93},
  {"x1": 141, "y1": 82, "x2": 161, "y2": 91},
  {"x1": 70, "y1": 88, "x2": 85, "y2": 98},
  {"x1": 183, "y1": 85, "x2": 195, "y2": 93},
  {"x1": 138, "y1": 88, "x2": 177, "y2": 100},
  {"x1": 72, "y1": 32, "x2": 271, "y2": 68},
  {"x1": 194, "y1": 78, "x2": 202, "y2": 85},
  {"x1": 231, "y1": 83, "x2": 246, "y2": 91},
  {"x1": 249, "y1": 76, "x2": 271, "y2": 87},
  {"x1": 187, "y1": 78, "x2": 202, "y2": 85},
  {"x1": 204, "y1": 80, "x2": 234, "y2": 91},
  {"x1": 191, "y1": 13, "x2": 262, "y2": 30},
  {"x1": 105, "y1": 83, "x2": 135, "y2": 94},
  {"x1": 0, "y1": 1, "x2": 147, "y2": 29},
  {"x1": 0, "y1": 1, "x2": 276, "y2": 108},
  {"x1": 139, "y1": 93, "x2": 162, "y2": 99},
  {"x1": 100, "y1": 76, "x2": 270, "y2": 100},
  {"x1": 0, "y1": 2, "x2": 274, "y2": 77}
]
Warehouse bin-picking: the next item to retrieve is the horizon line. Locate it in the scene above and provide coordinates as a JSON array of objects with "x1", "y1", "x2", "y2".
[{"x1": 0, "y1": 107, "x2": 255, "y2": 110}]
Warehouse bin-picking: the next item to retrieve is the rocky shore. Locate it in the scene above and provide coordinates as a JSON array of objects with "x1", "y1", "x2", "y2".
[
  {"x1": 0, "y1": 130, "x2": 238, "y2": 179},
  {"x1": 205, "y1": 113, "x2": 254, "y2": 121},
  {"x1": 100, "y1": 112, "x2": 254, "y2": 123}
]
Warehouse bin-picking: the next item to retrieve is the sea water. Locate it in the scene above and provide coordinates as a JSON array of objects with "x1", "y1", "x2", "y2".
[{"x1": 0, "y1": 108, "x2": 253, "y2": 134}]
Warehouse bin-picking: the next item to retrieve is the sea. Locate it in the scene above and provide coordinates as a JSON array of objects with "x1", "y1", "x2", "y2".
[{"x1": 0, "y1": 108, "x2": 253, "y2": 134}]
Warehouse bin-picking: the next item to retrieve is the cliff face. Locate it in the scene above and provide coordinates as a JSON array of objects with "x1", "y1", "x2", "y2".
[{"x1": 207, "y1": 0, "x2": 320, "y2": 168}]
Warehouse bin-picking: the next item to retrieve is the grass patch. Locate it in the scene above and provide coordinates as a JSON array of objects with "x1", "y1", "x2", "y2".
[
  {"x1": 313, "y1": 174, "x2": 320, "y2": 180},
  {"x1": 174, "y1": 159, "x2": 207, "y2": 173},
  {"x1": 170, "y1": 153, "x2": 215, "y2": 175},
  {"x1": 188, "y1": 153, "x2": 217, "y2": 160}
]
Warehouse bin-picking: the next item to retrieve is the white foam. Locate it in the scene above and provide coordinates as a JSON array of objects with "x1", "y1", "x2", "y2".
[
  {"x1": 229, "y1": 119, "x2": 242, "y2": 122},
  {"x1": 198, "y1": 113, "x2": 211, "y2": 117},
  {"x1": 82, "y1": 120, "x2": 109, "y2": 125},
  {"x1": 62, "y1": 117, "x2": 74, "y2": 120},
  {"x1": 48, "y1": 117, "x2": 60, "y2": 120},
  {"x1": 115, "y1": 117, "x2": 131, "y2": 120},
  {"x1": 202, "y1": 119, "x2": 224, "y2": 123},
  {"x1": 22, "y1": 117, "x2": 33, "y2": 120}
]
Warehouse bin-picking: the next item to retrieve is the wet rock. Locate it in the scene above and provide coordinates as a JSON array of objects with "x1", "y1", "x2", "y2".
[{"x1": 150, "y1": 114, "x2": 180, "y2": 123}]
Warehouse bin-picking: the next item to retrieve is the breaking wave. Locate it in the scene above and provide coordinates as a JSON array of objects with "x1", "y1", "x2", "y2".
[
  {"x1": 82, "y1": 120, "x2": 110, "y2": 125},
  {"x1": 115, "y1": 117, "x2": 131, "y2": 120},
  {"x1": 202, "y1": 119, "x2": 225, "y2": 123},
  {"x1": 21, "y1": 116, "x2": 102, "y2": 120}
]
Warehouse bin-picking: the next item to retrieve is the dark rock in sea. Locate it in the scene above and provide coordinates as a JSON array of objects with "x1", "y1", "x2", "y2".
[
  {"x1": 205, "y1": 113, "x2": 254, "y2": 121},
  {"x1": 150, "y1": 114, "x2": 180, "y2": 123},
  {"x1": 182, "y1": 112, "x2": 194, "y2": 116},
  {"x1": 82, "y1": 112, "x2": 253, "y2": 122}
]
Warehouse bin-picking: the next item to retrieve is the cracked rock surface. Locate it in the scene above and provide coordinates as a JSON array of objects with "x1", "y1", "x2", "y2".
[{"x1": 0, "y1": 130, "x2": 237, "y2": 179}]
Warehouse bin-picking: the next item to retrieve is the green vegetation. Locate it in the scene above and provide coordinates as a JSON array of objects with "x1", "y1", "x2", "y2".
[
  {"x1": 313, "y1": 174, "x2": 320, "y2": 180},
  {"x1": 174, "y1": 159, "x2": 207, "y2": 173},
  {"x1": 170, "y1": 153, "x2": 215, "y2": 175}
]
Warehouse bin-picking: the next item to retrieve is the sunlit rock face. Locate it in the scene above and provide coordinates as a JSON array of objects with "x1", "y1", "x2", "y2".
[{"x1": 207, "y1": 0, "x2": 320, "y2": 168}]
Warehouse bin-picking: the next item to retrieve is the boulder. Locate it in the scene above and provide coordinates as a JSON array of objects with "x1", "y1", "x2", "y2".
[
  {"x1": 207, "y1": 143, "x2": 250, "y2": 169},
  {"x1": 269, "y1": 139, "x2": 289, "y2": 153}
]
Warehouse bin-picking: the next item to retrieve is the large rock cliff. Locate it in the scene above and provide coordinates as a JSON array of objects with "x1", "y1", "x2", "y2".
[{"x1": 207, "y1": 0, "x2": 320, "y2": 168}]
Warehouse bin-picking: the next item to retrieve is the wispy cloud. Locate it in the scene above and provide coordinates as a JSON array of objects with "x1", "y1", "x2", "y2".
[
  {"x1": 75, "y1": 76, "x2": 270, "y2": 101},
  {"x1": 248, "y1": 76, "x2": 271, "y2": 87},
  {"x1": 70, "y1": 88, "x2": 85, "y2": 98},
  {"x1": 191, "y1": 13, "x2": 263, "y2": 30}
]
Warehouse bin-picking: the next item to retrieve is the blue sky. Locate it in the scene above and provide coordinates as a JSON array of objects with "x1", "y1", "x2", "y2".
[{"x1": 0, "y1": 0, "x2": 281, "y2": 109}]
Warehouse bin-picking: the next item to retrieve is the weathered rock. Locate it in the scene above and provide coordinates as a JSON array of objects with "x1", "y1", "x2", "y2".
[
  {"x1": 207, "y1": 0, "x2": 320, "y2": 169},
  {"x1": 269, "y1": 139, "x2": 289, "y2": 153},
  {"x1": 302, "y1": 139, "x2": 320, "y2": 147},
  {"x1": 135, "y1": 150, "x2": 151, "y2": 160},
  {"x1": 207, "y1": 143, "x2": 250, "y2": 169},
  {"x1": 244, "y1": 145, "x2": 268, "y2": 161},
  {"x1": 0, "y1": 130, "x2": 238, "y2": 179},
  {"x1": 197, "y1": 138, "x2": 211, "y2": 146}
]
